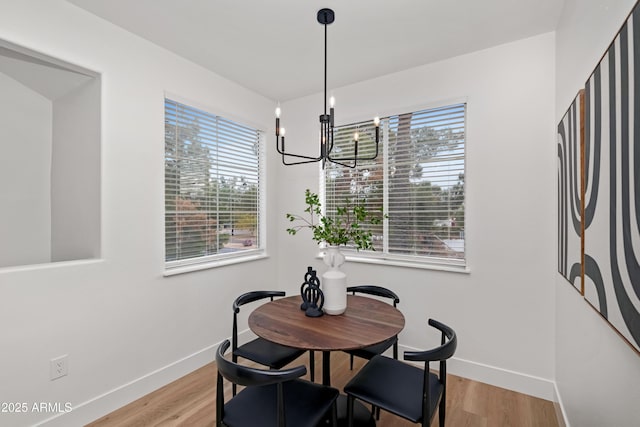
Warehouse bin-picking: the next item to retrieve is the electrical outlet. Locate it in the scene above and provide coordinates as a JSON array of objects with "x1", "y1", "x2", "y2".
[{"x1": 50, "y1": 355, "x2": 68, "y2": 380}]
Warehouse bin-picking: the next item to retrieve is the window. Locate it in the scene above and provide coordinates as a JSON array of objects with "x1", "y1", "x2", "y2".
[
  {"x1": 165, "y1": 99, "x2": 264, "y2": 270},
  {"x1": 324, "y1": 103, "x2": 466, "y2": 268}
]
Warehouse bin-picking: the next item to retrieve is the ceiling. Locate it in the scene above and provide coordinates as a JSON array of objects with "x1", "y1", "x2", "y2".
[{"x1": 65, "y1": 0, "x2": 564, "y2": 101}]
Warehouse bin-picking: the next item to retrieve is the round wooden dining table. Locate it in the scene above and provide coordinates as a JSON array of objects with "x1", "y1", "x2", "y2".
[{"x1": 248, "y1": 294, "x2": 405, "y2": 426}]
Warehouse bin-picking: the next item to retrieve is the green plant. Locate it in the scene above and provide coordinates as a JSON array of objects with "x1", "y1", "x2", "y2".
[{"x1": 286, "y1": 189, "x2": 385, "y2": 250}]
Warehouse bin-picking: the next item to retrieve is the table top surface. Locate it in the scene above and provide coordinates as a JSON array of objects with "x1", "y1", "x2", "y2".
[{"x1": 248, "y1": 295, "x2": 405, "y2": 351}]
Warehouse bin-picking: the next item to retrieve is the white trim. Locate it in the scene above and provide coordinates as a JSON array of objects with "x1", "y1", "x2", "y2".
[
  {"x1": 0, "y1": 38, "x2": 99, "y2": 78},
  {"x1": 164, "y1": 252, "x2": 269, "y2": 276},
  {"x1": 382, "y1": 119, "x2": 390, "y2": 252},
  {"x1": 345, "y1": 253, "x2": 469, "y2": 273},
  {"x1": 37, "y1": 332, "x2": 565, "y2": 426},
  {"x1": 447, "y1": 356, "x2": 555, "y2": 401},
  {"x1": 400, "y1": 342, "x2": 556, "y2": 401},
  {"x1": 0, "y1": 258, "x2": 104, "y2": 274},
  {"x1": 335, "y1": 96, "x2": 469, "y2": 129},
  {"x1": 163, "y1": 90, "x2": 268, "y2": 133},
  {"x1": 258, "y1": 131, "x2": 267, "y2": 257},
  {"x1": 553, "y1": 382, "x2": 570, "y2": 427},
  {"x1": 35, "y1": 343, "x2": 220, "y2": 427},
  {"x1": 316, "y1": 251, "x2": 470, "y2": 273}
]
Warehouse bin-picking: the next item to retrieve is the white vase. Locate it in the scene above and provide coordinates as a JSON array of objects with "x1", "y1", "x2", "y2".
[{"x1": 322, "y1": 246, "x2": 347, "y2": 315}]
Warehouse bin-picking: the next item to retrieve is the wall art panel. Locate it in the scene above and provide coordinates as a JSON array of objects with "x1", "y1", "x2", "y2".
[
  {"x1": 583, "y1": 4, "x2": 640, "y2": 354},
  {"x1": 558, "y1": 91, "x2": 584, "y2": 293}
]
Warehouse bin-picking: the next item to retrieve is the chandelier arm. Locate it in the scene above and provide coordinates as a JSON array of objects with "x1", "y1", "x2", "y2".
[
  {"x1": 282, "y1": 155, "x2": 326, "y2": 166},
  {"x1": 328, "y1": 125, "x2": 380, "y2": 161},
  {"x1": 274, "y1": 134, "x2": 322, "y2": 159},
  {"x1": 276, "y1": 135, "x2": 325, "y2": 163},
  {"x1": 281, "y1": 152, "x2": 324, "y2": 161},
  {"x1": 326, "y1": 158, "x2": 357, "y2": 169},
  {"x1": 328, "y1": 142, "x2": 379, "y2": 162},
  {"x1": 278, "y1": 148, "x2": 324, "y2": 161}
]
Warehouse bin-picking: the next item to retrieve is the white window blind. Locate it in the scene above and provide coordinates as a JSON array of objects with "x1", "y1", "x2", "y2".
[
  {"x1": 165, "y1": 99, "x2": 263, "y2": 268},
  {"x1": 324, "y1": 103, "x2": 466, "y2": 267}
]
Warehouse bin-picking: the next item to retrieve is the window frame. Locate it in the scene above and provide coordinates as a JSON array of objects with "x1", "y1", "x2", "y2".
[
  {"x1": 163, "y1": 96, "x2": 266, "y2": 275},
  {"x1": 321, "y1": 101, "x2": 468, "y2": 272}
]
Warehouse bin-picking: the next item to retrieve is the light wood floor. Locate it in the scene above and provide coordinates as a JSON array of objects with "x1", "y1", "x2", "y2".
[{"x1": 87, "y1": 352, "x2": 560, "y2": 427}]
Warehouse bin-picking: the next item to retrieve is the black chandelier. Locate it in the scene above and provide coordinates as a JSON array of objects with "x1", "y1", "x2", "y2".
[{"x1": 275, "y1": 8, "x2": 380, "y2": 169}]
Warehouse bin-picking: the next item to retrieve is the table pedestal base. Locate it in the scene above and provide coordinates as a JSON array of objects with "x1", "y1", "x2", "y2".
[
  {"x1": 338, "y1": 395, "x2": 375, "y2": 427},
  {"x1": 321, "y1": 395, "x2": 375, "y2": 427}
]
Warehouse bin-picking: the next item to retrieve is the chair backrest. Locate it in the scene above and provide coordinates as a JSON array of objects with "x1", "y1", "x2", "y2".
[
  {"x1": 232, "y1": 290, "x2": 286, "y2": 352},
  {"x1": 347, "y1": 285, "x2": 399, "y2": 307},
  {"x1": 217, "y1": 339, "x2": 306, "y2": 387},
  {"x1": 403, "y1": 319, "x2": 457, "y2": 425},
  {"x1": 403, "y1": 318, "x2": 457, "y2": 364},
  {"x1": 216, "y1": 340, "x2": 307, "y2": 426}
]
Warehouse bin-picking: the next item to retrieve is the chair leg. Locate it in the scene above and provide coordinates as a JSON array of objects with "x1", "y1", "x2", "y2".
[
  {"x1": 309, "y1": 351, "x2": 315, "y2": 382},
  {"x1": 369, "y1": 404, "x2": 381, "y2": 420},
  {"x1": 347, "y1": 396, "x2": 355, "y2": 427},
  {"x1": 331, "y1": 401, "x2": 338, "y2": 426},
  {"x1": 231, "y1": 355, "x2": 237, "y2": 396},
  {"x1": 439, "y1": 395, "x2": 446, "y2": 427},
  {"x1": 350, "y1": 354, "x2": 354, "y2": 370}
]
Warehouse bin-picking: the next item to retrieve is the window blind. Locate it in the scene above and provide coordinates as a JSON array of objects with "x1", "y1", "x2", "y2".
[
  {"x1": 165, "y1": 99, "x2": 262, "y2": 267},
  {"x1": 325, "y1": 103, "x2": 466, "y2": 266},
  {"x1": 325, "y1": 119, "x2": 385, "y2": 250}
]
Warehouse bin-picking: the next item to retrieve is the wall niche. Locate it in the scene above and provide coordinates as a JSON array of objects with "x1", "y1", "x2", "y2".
[{"x1": 0, "y1": 39, "x2": 100, "y2": 268}]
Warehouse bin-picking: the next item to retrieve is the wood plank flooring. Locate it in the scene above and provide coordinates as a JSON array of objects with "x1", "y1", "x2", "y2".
[{"x1": 87, "y1": 352, "x2": 559, "y2": 427}]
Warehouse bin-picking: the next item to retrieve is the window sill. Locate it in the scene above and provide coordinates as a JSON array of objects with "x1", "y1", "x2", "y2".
[
  {"x1": 164, "y1": 252, "x2": 268, "y2": 276},
  {"x1": 0, "y1": 258, "x2": 104, "y2": 274},
  {"x1": 317, "y1": 251, "x2": 470, "y2": 274}
]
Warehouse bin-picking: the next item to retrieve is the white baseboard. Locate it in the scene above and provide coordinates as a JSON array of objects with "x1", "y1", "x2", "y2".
[
  {"x1": 553, "y1": 382, "x2": 570, "y2": 427},
  {"x1": 398, "y1": 344, "x2": 557, "y2": 402},
  {"x1": 36, "y1": 337, "x2": 569, "y2": 427},
  {"x1": 35, "y1": 343, "x2": 220, "y2": 427},
  {"x1": 447, "y1": 354, "x2": 569, "y2": 427}
]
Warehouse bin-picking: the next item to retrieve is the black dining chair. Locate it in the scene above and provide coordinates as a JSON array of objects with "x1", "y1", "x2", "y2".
[
  {"x1": 232, "y1": 291, "x2": 313, "y2": 394},
  {"x1": 216, "y1": 339, "x2": 339, "y2": 427},
  {"x1": 344, "y1": 285, "x2": 400, "y2": 370},
  {"x1": 344, "y1": 318, "x2": 457, "y2": 427}
]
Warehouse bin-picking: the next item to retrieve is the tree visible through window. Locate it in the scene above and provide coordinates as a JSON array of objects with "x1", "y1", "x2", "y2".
[
  {"x1": 325, "y1": 103, "x2": 465, "y2": 267},
  {"x1": 165, "y1": 99, "x2": 263, "y2": 268}
]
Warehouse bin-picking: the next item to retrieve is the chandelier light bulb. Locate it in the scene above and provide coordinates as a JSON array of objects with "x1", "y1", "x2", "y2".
[
  {"x1": 330, "y1": 96, "x2": 335, "y2": 108},
  {"x1": 275, "y1": 106, "x2": 281, "y2": 118},
  {"x1": 280, "y1": 127, "x2": 286, "y2": 136},
  {"x1": 374, "y1": 116, "x2": 380, "y2": 127}
]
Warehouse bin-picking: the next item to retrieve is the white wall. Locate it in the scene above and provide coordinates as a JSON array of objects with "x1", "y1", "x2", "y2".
[
  {"x1": 51, "y1": 77, "x2": 101, "y2": 262},
  {"x1": 555, "y1": 1, "x2": 640, "y2": 426},
  {"x1": 0, "y1": 1, "x2": 278, "y2": 426},
  {"x1": 276, "y1": 32, "x2": 558, "y2": 399},
  {"x1": 0, "y1": 71, "x2": 52, "y2": 268}
]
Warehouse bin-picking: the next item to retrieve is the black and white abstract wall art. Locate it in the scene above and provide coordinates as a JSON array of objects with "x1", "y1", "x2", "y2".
[
  {"x1": 583, "y1": 3, "x2": 640, "y2": 354},
  {"x1": 557, "y1": 91, "x2": 584, "y2": 293}
]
